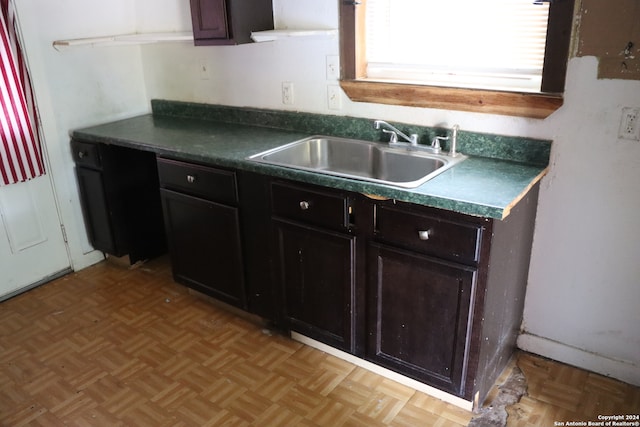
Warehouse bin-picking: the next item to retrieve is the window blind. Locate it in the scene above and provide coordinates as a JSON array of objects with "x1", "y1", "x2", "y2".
[{"x1": 365, "y1": 0, "x2": 550, "y2": 92}]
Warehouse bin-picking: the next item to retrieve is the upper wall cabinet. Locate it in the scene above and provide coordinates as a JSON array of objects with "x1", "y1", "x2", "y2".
[{"x1": 190, "y1": 0, "x2": 274, "y2": 45}]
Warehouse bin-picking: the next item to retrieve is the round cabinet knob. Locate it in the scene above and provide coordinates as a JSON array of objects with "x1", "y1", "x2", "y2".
[
  {"x1": 299, "y1": 201, "x2": 310, "y2": 210},
  {"x1": 418, "y1": 230, "x2": 430, "y2": 240},
  {"x1": 186, "y1": 174, "x2": 196, "y2": 184},
  {"x1": 78, "y1": 151, "x2": 86, "y2": 159}
]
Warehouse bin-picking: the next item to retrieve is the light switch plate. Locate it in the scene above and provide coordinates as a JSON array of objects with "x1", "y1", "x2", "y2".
[
  {"x1": 282, "y1": 82, "x2": 294, "y2": 105},
  {"x1": 326, "y1": 55, "x2": 340, "y2": 80},
  {"x1": 328, "y1": 85, "x2": 342, "y2": 110}
]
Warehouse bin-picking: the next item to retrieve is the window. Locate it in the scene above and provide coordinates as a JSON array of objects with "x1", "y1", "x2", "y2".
[
  {"x1": 366, "y1": 0, "x2": 549, "y2": 92},
  {"x1": 339, "y1": 0, "x2": 576, "y2": 118}
]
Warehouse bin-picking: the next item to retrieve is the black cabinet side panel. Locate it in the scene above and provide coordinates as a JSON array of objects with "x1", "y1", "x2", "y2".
[
  {"x1": 237, "y1": 171, "x2": 276, "y2": 320},
  {"x1": 472, "y1": 183, "x2": 540, "y2": 403}
]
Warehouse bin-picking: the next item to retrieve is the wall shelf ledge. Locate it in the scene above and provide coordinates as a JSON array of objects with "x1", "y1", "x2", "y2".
[
  {"x1": 250, "y1": 29, "x2": 338, "y2": 42},
  {"x1": 52, "y1": 32, "x2": 193, "y2": 50}
]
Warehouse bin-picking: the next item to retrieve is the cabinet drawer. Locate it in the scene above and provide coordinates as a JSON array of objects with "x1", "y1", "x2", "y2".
[
  {"x1": 71, "y1": 140, "x2": 102, "y2": 169},
  {"x1": 375, "y1": 204, "x2": 482, "y2": 264},
  {"x1": 271, "y1": 182, "x2": 349, "y2": 231},
  {"x1": 157, "y1": 157, "x2": 237, "y2": 205}
]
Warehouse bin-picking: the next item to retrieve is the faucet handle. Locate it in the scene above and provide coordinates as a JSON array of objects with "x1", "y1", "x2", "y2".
[
  {"x1": 431, "y1": 136, "x2": 448, "y2": 150},
  {"x1": 382, "y1": 129, "x2": 398, "y2": 143}
]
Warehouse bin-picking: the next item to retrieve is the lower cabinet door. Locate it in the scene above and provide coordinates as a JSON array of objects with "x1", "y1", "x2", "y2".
[
  {"x1": 367, "y1": 243, "x2": 476, "y2": 396},
  {"x1": 160, "y1": 188, "x2": 245, "y2": 308},
  {"x1": 75, "y1": 166, "x2": 123, "y2": 256},
  {"x1": 275, "y1": 220, "x2": 356, "y2": 353}
]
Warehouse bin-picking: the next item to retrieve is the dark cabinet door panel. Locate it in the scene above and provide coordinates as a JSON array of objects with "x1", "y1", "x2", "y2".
[
  {"x1": 190, "y1": 0, "x2": 274, "y2": 45},
  {"x1": 161, "y1": 188, "x2": 245, "y2": 308},
  {"x1": 276, "y1": 220, "x2": 356, "y2": 352},
  {"x1": 367, "y1": 243, "x2": 476, "y2": 396},
  {"x1": 190, "y1": 0, "x2": 228, "y2": 40},
  {"x1": 75, "y1": 167, "x2": 121, "y2": 255}
]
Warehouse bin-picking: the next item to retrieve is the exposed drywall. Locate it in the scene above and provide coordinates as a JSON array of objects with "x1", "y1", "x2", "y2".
[
  {"x1": 518, "y1": 56, "x2": 640, "y2": 386},
  {"x1": 577, "y1": 0, "x2": 640, "y2": 80}
]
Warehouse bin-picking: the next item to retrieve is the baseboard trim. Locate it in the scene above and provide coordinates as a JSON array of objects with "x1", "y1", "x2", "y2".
[
  {"x1": 517, "y1": 333, "x2": 640, "y2": 386},
  {"x1": 291, "y1": 332, "x2": 474, "y2": 411}
]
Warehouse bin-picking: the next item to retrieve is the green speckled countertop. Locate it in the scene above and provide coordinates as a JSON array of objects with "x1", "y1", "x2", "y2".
[{"x1": 71, "y1": 100, "x2": 551, "y2": 220}]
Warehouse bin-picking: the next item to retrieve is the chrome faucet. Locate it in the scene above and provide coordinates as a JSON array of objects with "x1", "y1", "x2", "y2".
[
  {"x1": 429, "y1": 124, "x2": 460, "y2": 157},
  {"x1": 373, "y1": 120, "x2": 462, "y2": 157},
  {"x1": 373, "y1": 120, "x2": 419, "y2": 146}
]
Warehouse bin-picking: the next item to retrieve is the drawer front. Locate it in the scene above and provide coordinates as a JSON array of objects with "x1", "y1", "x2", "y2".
[
  {"x1": 375, "y1": 204, "x2": 482, "y2": 264},
  {"x1": 271, "y1": 182, "x2": 349, "y2": 231},
  {"x1": 71, "y1": 140, "x2": 102, "y2": 169},
  {"x1": 157, "y1": 157, "x2": 237, "y2": 205}
]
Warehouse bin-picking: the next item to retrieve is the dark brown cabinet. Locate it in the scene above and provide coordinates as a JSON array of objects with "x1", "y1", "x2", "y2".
[
  {"x1": 189, "y1": 0, "x2": 274, "y2": 45},
  {"x1": 271, "y1": 181, "x2": 357, "y2": 353},
  {"x1": 365, "y1": 193, "x2": 539, "y2": 403},
  {"x1": 366, "y1": 244, "x2": 475, "y2": 395},
  {"x1": 366, "y1": 202, "x2": 483, "y2": 396},
  {"x1": 75, "y1": 166, "x2": 120, "y2": 255},
  {"x1": 71, "y1": 139, "x2": 166, "y2": 263},
  {"x1": 157, "y1": 158, "x2": 246, "y2": 308},
  {"x1": 267, "y1": 180, "x2": 539, "y2": 404},
  {"x1": 72, "y1": 136, "x2": 539, "y2": 407}
]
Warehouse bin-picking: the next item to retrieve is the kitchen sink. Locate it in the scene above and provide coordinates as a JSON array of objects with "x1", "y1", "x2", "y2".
[{"x1": 247, "y1": 136, "x2": 466, "y2": 188}]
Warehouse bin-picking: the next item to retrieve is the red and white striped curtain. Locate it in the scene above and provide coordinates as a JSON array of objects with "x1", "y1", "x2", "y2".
[{"x1": 0, "y1": 0, "x2": 44, "y2": 186}]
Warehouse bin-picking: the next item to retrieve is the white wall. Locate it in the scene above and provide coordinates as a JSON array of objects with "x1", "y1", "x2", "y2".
[
  {"x1": 15, "y1": 0, "x2": 150, "y2": 270},
  {"x1": 17, "y1": 0, "x2": 640, "y2": 385},
  {"x1": 519, "y1": 57, "x2": 640, "y2": 385}
]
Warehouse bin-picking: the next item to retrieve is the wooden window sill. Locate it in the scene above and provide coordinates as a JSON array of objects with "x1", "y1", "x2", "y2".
[{"x1": 340, "y1": 79, "x2": 564, "y2": 119}]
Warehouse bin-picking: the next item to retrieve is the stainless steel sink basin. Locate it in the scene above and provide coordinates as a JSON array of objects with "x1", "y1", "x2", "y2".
[{"x1": 247, "y1": 136, "x2": 466, "y2": 188}]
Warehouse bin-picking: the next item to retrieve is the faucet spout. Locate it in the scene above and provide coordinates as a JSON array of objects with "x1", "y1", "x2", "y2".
[{"x1": 373, "y1": 120, "x2": 419, "y2": 145}]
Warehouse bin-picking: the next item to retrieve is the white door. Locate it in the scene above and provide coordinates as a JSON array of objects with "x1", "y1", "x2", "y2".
[{"x1": 0, "y1": 174, "x2": 70, "y2": 300}]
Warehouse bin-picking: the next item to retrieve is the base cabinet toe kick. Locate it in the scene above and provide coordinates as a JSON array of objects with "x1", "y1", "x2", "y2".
[{"x1": 73, "y1": 142, "x2": 539, "y2": 409}]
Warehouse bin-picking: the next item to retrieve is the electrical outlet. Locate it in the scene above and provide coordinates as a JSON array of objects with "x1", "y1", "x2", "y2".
[
  {"x1": 282, "y1": 82, "x2": 294, "y2": 105},
  {"x1": 327, "y1": 85, "x2": 342, "y2": 110},
  {"x1": 619, "y1": 107, "x2": 640, "y2": 141},
  {"x1": 326, "y1": 55, "x2": 340, "y2": 80}
]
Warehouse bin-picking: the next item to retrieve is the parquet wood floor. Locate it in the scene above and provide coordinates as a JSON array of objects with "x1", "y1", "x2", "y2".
[{"x1": 1, "y1": 256, "x2": 638, "y2": 426}]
